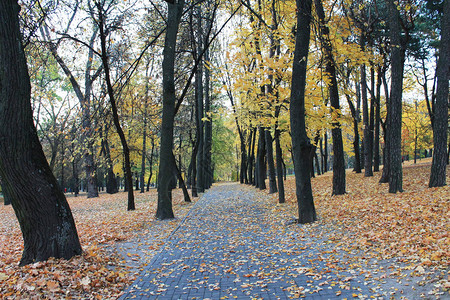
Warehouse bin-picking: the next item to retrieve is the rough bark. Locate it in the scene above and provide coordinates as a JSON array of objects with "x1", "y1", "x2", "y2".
[
  {"x1": 290, "y1": 0, "x2": 316, "y2": 224},
  {"x1": 387, "y1": 0, "x2": 404, "y2": 193},
  {"x1": 156, "y1": 0, "x2": 184, "y2": 219},
  {"x1": 0, "y1": 0, "x2": 82, "y2": 265},
  {"x1": 429, "y1": 0, "x2": 449, "y2": 187}
]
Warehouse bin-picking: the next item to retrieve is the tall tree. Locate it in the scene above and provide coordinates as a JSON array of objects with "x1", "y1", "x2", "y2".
[
  {"x1": 386, "y1": 0, "x2": 406, "y2": 193},
  {"x1": 290, "y1": 0, "x2": 316, "y2": 223},
  {"x1": 156, "y1": 0, "x2": 185, "y2": 219},
  {"x1": 314, "y1": 0, "x2": 346, "y2": 195},
  {"x1": 0, "y1": 0, "x2": 82, "y2": 265},
  {"x1": 195, "y1": 5, "x2": 205, "y2": 194},
  {"x1": 429, "y1": 0, "x2": 449, "y2": 187},
  {"x1": 97, "y1": 1, "x2": 135, "y2": 210}
]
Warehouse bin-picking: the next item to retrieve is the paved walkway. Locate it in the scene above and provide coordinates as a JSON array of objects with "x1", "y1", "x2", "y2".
[{"x1": 119, "y1": 184, "x2": 384, "y2": 299}]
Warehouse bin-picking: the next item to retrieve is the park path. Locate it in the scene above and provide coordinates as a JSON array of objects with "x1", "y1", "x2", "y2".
[{"x1": 119, "y1": 183, "x2": 380, "y2": 299}]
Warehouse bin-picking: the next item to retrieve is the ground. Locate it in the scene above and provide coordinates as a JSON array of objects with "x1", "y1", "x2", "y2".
[{"x1": 0, "y1": 160, "x2": 449, "y2": 299}]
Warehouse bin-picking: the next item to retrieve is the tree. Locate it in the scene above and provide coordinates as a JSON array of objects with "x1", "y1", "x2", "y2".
[
  {"x1": 96, "y1": 1, "x2": 135, "y2": 210},
  {"x1": 0, "y1": 0, "x2": 82, "y2": 266},
  {"x1": 386, "y1": 0, "x2": 408, "y2": 193},
  {"x1": 43, "y1": 8, "x2": 101, "y2": 198},
  {"x1": 429, "y1": 0, "x2": 449, "y2": 187},
  {"x1": 314, "y1": 0, "x2": 346, "y2": 195},
  {"x1": 290, "y1": 0, "x2": 316, "y2": 223},
  {"x1": 156, "y1": 0, "x2": 185, "y2": 220}
]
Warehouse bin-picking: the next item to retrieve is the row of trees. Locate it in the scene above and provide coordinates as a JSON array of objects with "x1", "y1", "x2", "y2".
[
  {"x1": 0, "y1": 0, "x2": 448, "y2": 265},
  {"x1": 224, "y1": 0, "x2": 449, "y2": 210}
]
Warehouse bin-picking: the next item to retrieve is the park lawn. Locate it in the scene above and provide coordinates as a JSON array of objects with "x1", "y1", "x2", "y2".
[{"x1": 0, "y1": 160, "x2": 449, "y2": 299}]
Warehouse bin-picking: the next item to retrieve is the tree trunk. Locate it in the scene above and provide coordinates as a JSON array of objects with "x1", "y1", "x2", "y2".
[
  {"x1": 203, "y1": 49, "x2": 213, "y2": 189},
  {"x1": 361, "y1": 57, "x2": 373, "y2": 176},
  {"x1": 429, "y1": 0, "x2": 449, "y2": 187},
  {"x1": 346, "y1": 94, "x2": 362, "y2": 173},
  {"x1": 102, "y1": 125, "x2": 118, "y2": 194},
  {"x1": 146, "y1": 139, "x2": 155, "y2": 191},
  {"x1": 156, "y1": 0, "x2": 184, "y2": 219},
  {"x1": 265, "y1": 129, "x2": 277, "y2": 193},
  {"x1": 172, "y1": 153, "x2": 191, "y2": 202},
  {"x1": 60, "y1": 139, "x2": 65, "y2": 192},
  {"x1": 380, "y1": 72, "x2": 390, "y2": 183},
  {"x1": 0, "y1": 0, "x2": 82, "y2": 265},
  {"x1": 140, "y1": 114, "x2": 147, "y2": 194},
  {"x1": 72, "y1": 154, "x2": 79, "y2": 197},
  {"x1": 248, "y1": 127, "x2": 256, "y2": 185},
  {"x1": 256, "y1": 127, "x2": 267, "y2": 190},
  {"x1": 290, "y1": 0, "x2": 316, "y2": 224},
  {"x1": 323, "y1": 131, "x2": 328, "y2": 172},
  {"x1": 275, "y1": 129, "x2": 285, "y2": 203},
  {"x1": 369, "y1": 67, "x2": 376, "y2": 171},
  {"x1": 314, "y1": 152, "x2": 321, "y2": 176},
  {"x1": 190, "y1": 141, "x2": 199, "y2": 197},
  {"x1": 387, "y1": 0, "x2": 404, "y2": 193},
  {"x1": 373, "y1": 67, "x2": 382, "y2": 172},
  {"x1": 195, "y1": 6, "x2": 205, "y2": 194},
  {"x1": 274, "y1": 105, "x2": 285, "y2": 203},
  {"x1": 239, "y1": 135, "x2": 248, "y2": 184},
  {"x1": 97, "y1": 3, "x2": 134, "y2": 210},
  {"x1": 314, "y1": 0, "x2": 346, "y2": 194}
]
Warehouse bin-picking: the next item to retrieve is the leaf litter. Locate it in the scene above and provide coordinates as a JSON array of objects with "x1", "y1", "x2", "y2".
[
  {"x1": 0, "y1": 160, "x2": 448, "y2": 299},
  {"x1": 0, "y1": 189, "x2": 193, "y2": 299},
  {"x1": 276, "y1": 160, "x2": 449, "y2": 298}
]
